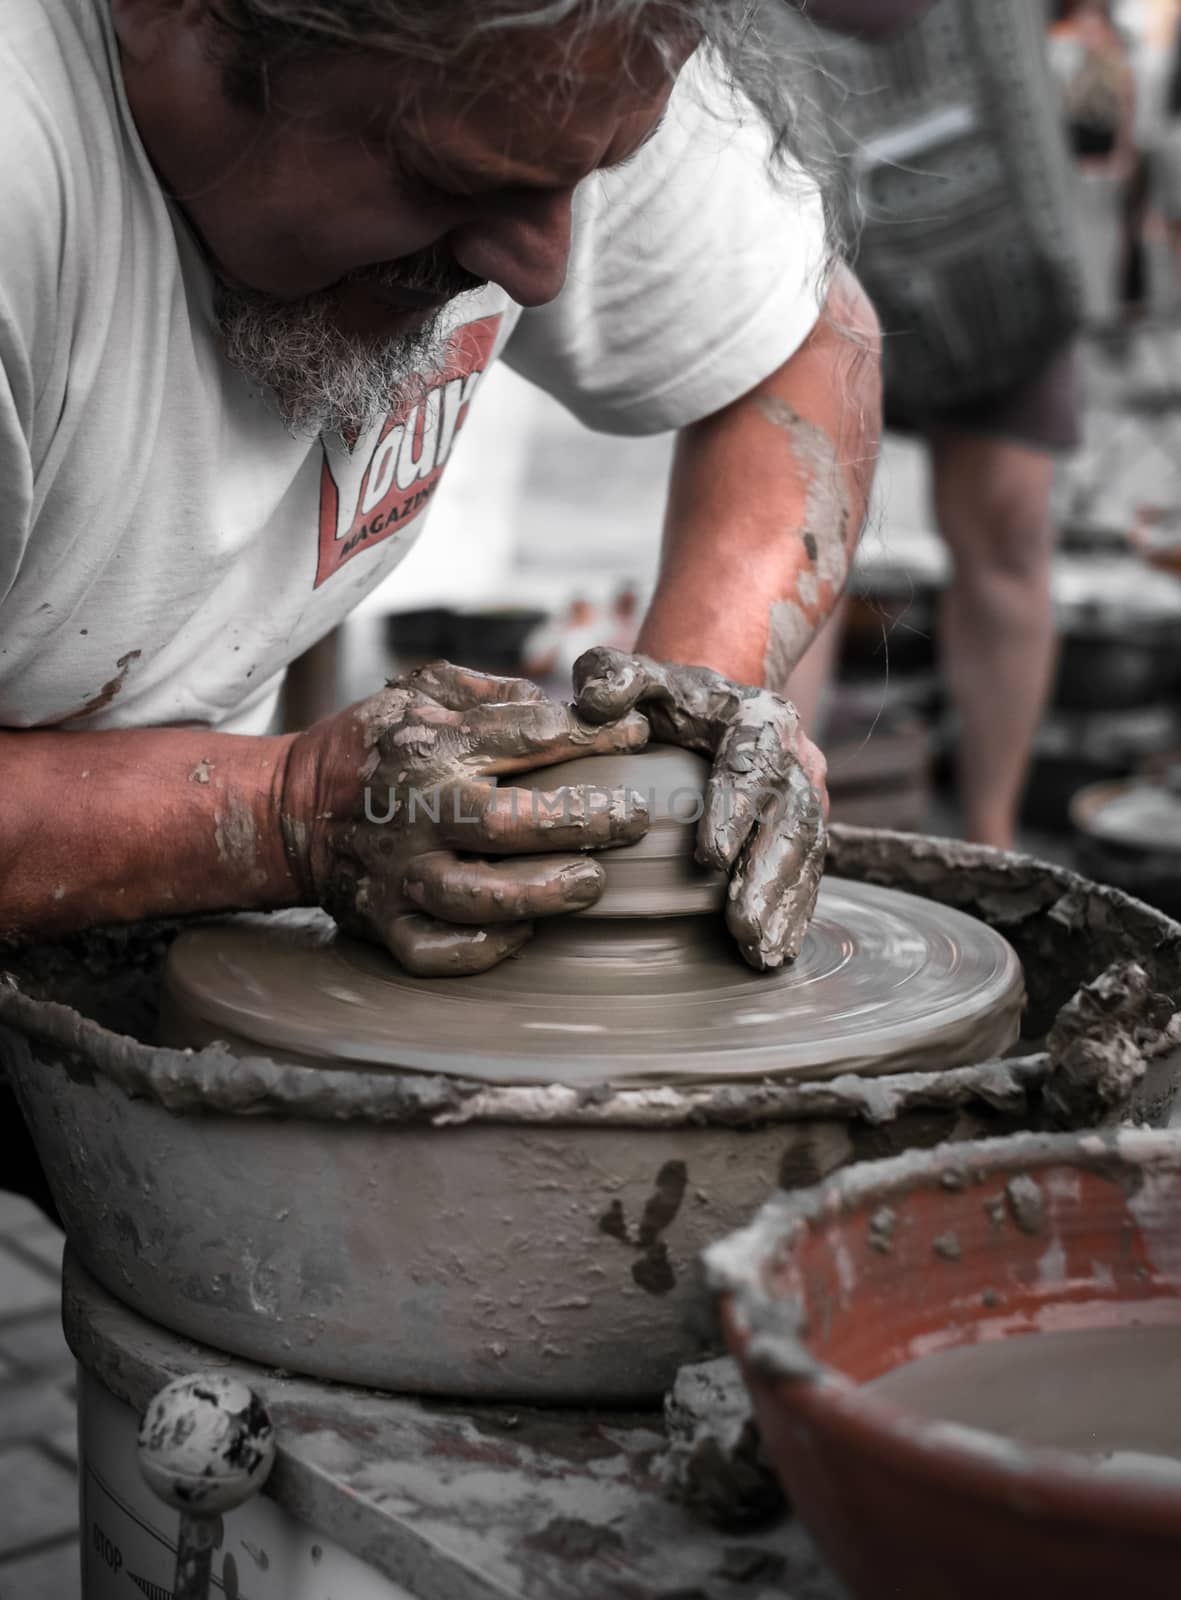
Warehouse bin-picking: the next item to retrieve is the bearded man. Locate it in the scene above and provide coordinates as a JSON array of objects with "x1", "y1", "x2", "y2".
[{"x1": 0, "y1": 0, "x2": 895, "y2": 1006}]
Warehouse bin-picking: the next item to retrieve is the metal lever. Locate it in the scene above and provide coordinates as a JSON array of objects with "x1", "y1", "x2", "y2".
[{"x1": 137, "y1": 1373, "x2": 276, "y2": 1600}]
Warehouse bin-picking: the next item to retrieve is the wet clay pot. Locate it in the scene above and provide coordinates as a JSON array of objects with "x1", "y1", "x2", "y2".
[
  {"x1": 3, "y1": 757, "x2": 1180, "y2": 1402},
  {"x1": 709, "y1": 1130, "x2": 1181, "y2": 1600}
]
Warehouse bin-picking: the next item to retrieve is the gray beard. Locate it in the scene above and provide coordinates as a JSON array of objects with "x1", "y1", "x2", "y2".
[{"x1": 214, "y1": 279, "x2": 453, "y2": 441}]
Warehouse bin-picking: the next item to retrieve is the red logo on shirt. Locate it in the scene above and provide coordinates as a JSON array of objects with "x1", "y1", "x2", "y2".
[{"x1": 315, "y1": 312, "x2": 502, "y2": 587}]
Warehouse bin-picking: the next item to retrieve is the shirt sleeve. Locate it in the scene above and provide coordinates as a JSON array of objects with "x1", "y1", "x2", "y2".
[
  {"x1": 501, "y1": 52, "x2": 831, "y2": 435},
  {"x1": 0, "y1": 311, "x2": 35, "y2": 609},
  {"x1": 0, "y1": 26, "x2": 69, "y2": 606}
]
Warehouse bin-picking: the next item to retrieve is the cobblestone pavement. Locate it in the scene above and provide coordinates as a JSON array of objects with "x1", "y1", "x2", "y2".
[{"x1": 0, "y1": 1191, "x2": 80, "y2": 1600}]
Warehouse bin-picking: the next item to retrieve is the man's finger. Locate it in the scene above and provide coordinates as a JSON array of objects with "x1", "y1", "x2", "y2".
[
  {"x1": 724, "y1": 769, "x2": 827, "y2": 970},
  {"x1": 402, "y1": 850, "x2": 606, "y2": 923},
  {"x1": 795, "y1": 732, "x2": 829, "y2": 814},
  {"x1": 437, "y1": 781, "x2": 650, "y2": 854},
  {"x1": 459, "y1": 699, "x2": 650, "y2": 773},
  {"x1": 574, "y1": 650, "x2": 753, "y2": 751},
  {"x1": 408, "y1": 660, "x2": 549, "y2": 710},
  {"x1": 573, "y1": 647, "x2": 673, "y2": 722},
  {"x1": 384, "y1": 910, "x2": 534, "y2": 977},
  {"x1": 699, "y1": 708, "x2": 800, "y2": 871}
]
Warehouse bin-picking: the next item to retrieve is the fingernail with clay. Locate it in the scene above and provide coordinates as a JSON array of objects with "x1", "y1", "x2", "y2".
[
  {"x1": 560, "y1": 862, "x2": 605, "y2": 906},
  {"x1": 580, "y1": 674, "x2": 628, "y2": 714},
  {"x1": 611, "y1": 789, "x2": 650, "y2": 838},
  {"x1": 700, "y1": 822, "x2": 737, "y2": 869},
  {"x1": 577, "y1": 682, "x2": 611, "y2": 712}
]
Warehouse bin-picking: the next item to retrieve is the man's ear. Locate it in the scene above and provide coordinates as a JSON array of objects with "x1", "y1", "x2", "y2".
[{"x1": 110, "y1": 0, "x2": 211, "y2": 67}]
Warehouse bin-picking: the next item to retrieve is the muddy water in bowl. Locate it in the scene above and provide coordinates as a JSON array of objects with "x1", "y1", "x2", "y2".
[
  {"x1": 709, "y1": 1130, "x2": 1181, "y2": 1600},
  {"x1": 867, "y1": 1325, "x2": 1181, "y2": 1479}
]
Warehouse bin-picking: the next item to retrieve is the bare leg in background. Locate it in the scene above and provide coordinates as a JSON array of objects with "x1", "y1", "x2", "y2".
[{"x1": 930, "y1": 431, "x2": 1059, "y2": 850}]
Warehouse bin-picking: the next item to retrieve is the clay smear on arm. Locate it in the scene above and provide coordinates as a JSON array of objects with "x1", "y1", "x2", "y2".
[{"x1": 758, "y1": 269, "x2": 881, "y2": 693}]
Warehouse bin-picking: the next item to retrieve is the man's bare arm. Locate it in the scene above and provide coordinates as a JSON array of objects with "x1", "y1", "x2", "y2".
[
  {"x1": 569, "y1": 268, "x2": 880, "y2": 969},
  {"x1": 0, "y1": 726, "x2": 302, "y2": 944},
  {"x1": 0, "y1": 677, "x2": 649, "y2": 960},
  {"x1": 636, "y1": 265, "x2": 881, "y2": 697}
]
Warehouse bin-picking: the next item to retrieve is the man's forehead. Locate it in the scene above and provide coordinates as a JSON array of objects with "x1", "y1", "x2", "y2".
[
  {"x1": 267, "y1": 16, "x2": 694, "y2": 184},
  {"x1": 401, "y1": 105, "x2": 671, "y2": 193},
  {"x1": 404, "y1": 37, "x2": 688, "y2": 178}
]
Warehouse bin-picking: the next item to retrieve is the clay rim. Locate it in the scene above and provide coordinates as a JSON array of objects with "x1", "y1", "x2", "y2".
[
  {"x1": 2, "y1": 828, "x2": 1178, "y2": 1127},
  {"x1": 708, "y1": 1127, "x2": 1181, "y2": 1521},
  {"x1": 0, "y1": 969, "x2": 1051, "y2": 1129}
]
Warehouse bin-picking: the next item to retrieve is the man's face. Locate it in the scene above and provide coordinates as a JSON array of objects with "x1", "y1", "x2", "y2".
[{"x1": 114, "y1": 2, "x2": 690, "y2": 433}]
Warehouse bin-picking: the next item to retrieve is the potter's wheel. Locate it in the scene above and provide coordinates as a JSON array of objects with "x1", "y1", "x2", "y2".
[{"x1": 162, "y1": 748, "x2": 1025, "y2": 1087}]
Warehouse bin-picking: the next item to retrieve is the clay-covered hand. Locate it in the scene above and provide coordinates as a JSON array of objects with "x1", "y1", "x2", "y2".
[
  {"x1": 573, "y1": 649, "x2": 826, "y2": 971},
  {"x1": 281, "y1": 661, "x2": 650, "y2": 977}
]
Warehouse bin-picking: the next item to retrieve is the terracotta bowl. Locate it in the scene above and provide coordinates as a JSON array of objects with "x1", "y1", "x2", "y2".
[{"x1": 708, "y1": 1130, "x2": 1181, "y2": 1600}]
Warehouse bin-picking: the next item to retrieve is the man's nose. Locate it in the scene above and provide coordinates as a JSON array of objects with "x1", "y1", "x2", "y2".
[{"x1": 451, "y1": 189, "x2": 574, "y2": 308}]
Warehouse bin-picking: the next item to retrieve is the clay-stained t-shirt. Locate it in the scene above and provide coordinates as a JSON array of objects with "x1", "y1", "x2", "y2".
[{"x1": 0, "y1": 0, "x2": 828, "y2": 734}]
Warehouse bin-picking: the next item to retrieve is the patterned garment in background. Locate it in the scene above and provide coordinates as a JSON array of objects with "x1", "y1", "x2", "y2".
[{"x1": 798, "y1": 0, "x2": 1087, "y2": 415}]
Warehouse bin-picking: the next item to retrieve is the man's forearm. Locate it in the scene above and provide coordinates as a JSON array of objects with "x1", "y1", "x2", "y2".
[
  {"x1": 0, "y1": 727, "x2": 302, "y2": 943},
  {"x1": 637, "y1": 266, "x2": 881, "y2": 693}
]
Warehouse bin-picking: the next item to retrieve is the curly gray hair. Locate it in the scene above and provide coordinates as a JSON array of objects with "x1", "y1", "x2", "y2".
[
  {"x1": 206, "y1": 0, "x2": 837, "y2": 194},
  {"x1": 210, "y1": 0, "x2": 728, "y2": 57}
]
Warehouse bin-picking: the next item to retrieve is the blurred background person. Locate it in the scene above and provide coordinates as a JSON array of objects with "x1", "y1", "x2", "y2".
[
  {"x1": 1051, "y1": 0, "x2": 1137, "y2": 168},
  {"x1": 1049, "y1": 0, "x2": 1138, "y2": 327},
  {"x1": 1153, "y1": 13, "x2": 1181, "y2": 290},
  {"x1": 781, "y1": 0, "x2": 1086, "y2": 850}
]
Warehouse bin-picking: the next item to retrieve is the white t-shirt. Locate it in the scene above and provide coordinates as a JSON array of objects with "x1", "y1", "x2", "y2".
[{"x1": 0, "y1": 0, "x2": 828, "y2": 734}]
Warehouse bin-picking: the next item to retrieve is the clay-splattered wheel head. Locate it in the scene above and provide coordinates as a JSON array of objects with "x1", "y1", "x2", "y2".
[
  {"x1": 160, "y1": 872, "x2": 1026, "y2": 1090},
  {"x1": 138, "y1": 1374, "x2": 275, "y2": 1513}
]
